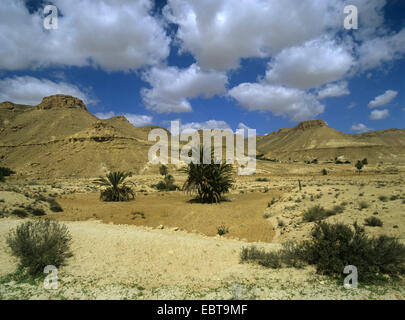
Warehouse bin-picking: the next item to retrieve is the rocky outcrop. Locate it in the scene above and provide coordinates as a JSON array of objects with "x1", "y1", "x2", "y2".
[
  {"x1": 295, "y1": 120, "x2": 327, "y2": 131},
  {"x1": 37, "y1": 95, "x2": 87, "y2": 111}
]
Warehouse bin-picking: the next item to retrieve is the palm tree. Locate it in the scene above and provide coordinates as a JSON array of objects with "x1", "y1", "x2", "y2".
[
  {"x1": 94, "y1": 171, "x2": 135, "y2": 201},
  {"x1": 182, "y1": 146, "x2": 234, "y2": 203}
]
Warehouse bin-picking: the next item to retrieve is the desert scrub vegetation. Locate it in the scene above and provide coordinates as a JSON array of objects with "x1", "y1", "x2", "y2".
[
  {"x1": 94, "y1": 171, "x2": 135, "y2": 202},
  {"x1": 365, "y1": 216, "x2": 383, "y2": 227},
  {"x1": 6, "y1": 219, "x2": 73, "y2": 276},
  {"x1": 358, "y1": 201, "x2": 369, "y2": 210},
  {"x1": 47, "y1": 198, "x2": 63, "y2": 212},
  {"x1": 152, "y1": 165, "x2": 179, "y2": 191},
  {"x1": 0, "y1": 166, "x2": 16, "y2": 182},
  {"x1": 378, "y1": 195, "x2": 389, "y2": 202},
  {"x1": 256, "y1": 177, "x2": 269, "y2": 182},
  {"x1": 217, "y1": 224, "x2": 229, "y2": 236},
  {"x1": 302, "y1": 205, "x2": 344, "y2": 222},
  {"x1": 241, "y1": 222, "x2": 405, "y2": 283},
  {"x1": 182, "y1": 147, "x2": 234, "y2": 203}
]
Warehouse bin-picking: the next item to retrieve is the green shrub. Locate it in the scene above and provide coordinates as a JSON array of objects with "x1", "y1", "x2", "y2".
[
  {"x1": 242, "y1": 222, "x2": 405, "y2": 283},
  {"x1": 11, "y1": 209, "x2": 28, "y2": 218},
  {"x1": 31, "y1": 208, "x2": 46, "y2": 216},
  {"x1": 256, "y1": 177, "x2": 269, "y2": 182},
  {"x1": 303, "y1": 205, "x2": 327, "y2": 222},
  {"x1": 47, "y1": 199, "x2": 63, "y2": 212},
  {"x1": 0, "y1": 167, "x2": 16, "y2": 177},
  {"x1": 6, "y1": 219, "x2": 73, "y2": 275},
  {"x1": 159, "y1": 165, "x2": 168, "y2": 176},
  {"x1": 379, "y1": 195, "x2": 388, "y2": 202},
  {"x1": 365, "y1": 216, "x2": 383, "y2": 227},
  {"x1": 390, "y1": 195, "x2": 399, "y2": 201},
  {"x1": 301, "y1": 222, "x2": 405, "y2": 282},
  {"x1": 325, "y1": 205, "x2": 344, "y2": 217},
  {"x1": 358, "y1": 201, "x2": 369, "y2": 210},
  {"x1": 217, "y1": 224, "x2": 229, "y2": 236},
  {"x1": 321, "y1": 169, "x2": 328, "y2": 175}
]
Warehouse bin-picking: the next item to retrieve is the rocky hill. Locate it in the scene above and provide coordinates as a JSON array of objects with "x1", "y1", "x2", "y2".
[
  {"x1": 1, "y1": 95, "x2": 404, "y2": 178},
  {"x1": 257, "y1": 120, "x2": 405, "y2": 163},
  {"x1": 0, "y1": 95, "x2": 162, "y2": 178}
]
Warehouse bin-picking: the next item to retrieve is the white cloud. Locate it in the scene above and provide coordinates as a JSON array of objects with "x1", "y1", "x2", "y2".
[
  {"x1": 179, "y1": 120, "x2": 232, "y2": 133},
  {"x1": 317, "y1": 81, "x2": 350, "y2": 100},
  {"x1": 141, "y1": 64, "x2": 228, "y2": 113},
  {"x1": 0, "y1": 0, "x2": 170, "y2": 71},
  {"x1": 237, "y1": 123, "x2": 256, "y2": 137},
  {"x1": 346, "y1": 102, "x2": 357, "y2": 110},
  {"x1": 164, "y1": 0, "x2": 342, "y2": 71},
  {"x1": 0, "y1": 76, "x2": 93, "y2": 105},
  {"x1": 228, "y1": 83, "x2": 324, "y2": 122},
  {"x1": 368, "y1": 90, "x2": 398, "y2": 108},
  {"x1": 95, "y1": 111, "x2": 153, "y2": 127},
  {"x1": 266, "y1": 38, "x2": 354, "y2": 89},
  {"x1": 370, "y1": 109, "x2": 389, "y2": 120},
  {"x1": 358, "y1": 29, "x2": 405, "y2": 71},
  {"x1": 351, "y1": 123, "x2": 372, "y2": 133}
]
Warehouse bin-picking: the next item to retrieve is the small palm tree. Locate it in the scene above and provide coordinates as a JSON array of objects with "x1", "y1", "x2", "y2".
[
  {"x1": 182, "y1": 146, "x2": 234, "y2": 203},
  {"x1": 94, "y1": 171, "x2": 135, "y2": 202}
]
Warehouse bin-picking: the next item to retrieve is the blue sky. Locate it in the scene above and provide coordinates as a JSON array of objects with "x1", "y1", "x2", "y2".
[{"x1": 0, "y1": 0, "x2": 404, "y2": 135}]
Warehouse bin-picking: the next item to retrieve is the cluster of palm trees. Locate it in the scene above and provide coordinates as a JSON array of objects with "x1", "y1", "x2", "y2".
[{"x1": 94, "y1": 147, "x2": 235, "y2": 204}]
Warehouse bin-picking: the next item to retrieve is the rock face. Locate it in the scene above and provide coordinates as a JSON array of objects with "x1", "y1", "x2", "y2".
[
  {"x1": 37, "y1": 95, "x2": 87, "y2": 111},
  {"x1": 296, "y1": 120, "x2": 327, "y2": 131}
]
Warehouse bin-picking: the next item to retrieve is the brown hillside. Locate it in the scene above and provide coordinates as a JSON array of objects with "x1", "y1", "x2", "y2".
[{"x1": 257, "y1": 120, "x2": 405, "y2": 163}]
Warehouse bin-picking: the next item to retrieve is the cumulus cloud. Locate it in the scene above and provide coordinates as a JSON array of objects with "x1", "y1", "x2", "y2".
[
  {"x1": 228, "y1": 83, "x2": 324, "y2": 122},
  {"x1": 141, "y1": 64, "x2": 228, "y2": 113},
  {"x1": 266, "y1": 38, "x2": 354, "y2": 89},
  {"x1": 0, "y1": 76, "x2": 93, "y2": 105},
  {"x1": 237, "y1": 123, "x2": 256, "y2": 137},
  {"x1": 358, "y1": 29, "x2": 405, "y2": 71},
  {"x1": 0, "y1": 0, "x2": 170, "y2": 71},
  {"x1": 164, "y1": 0, "x2": 342, "y2": 71},
  {"x1": 317, "y1": 81, "x2": 350, "y2": 100},
  {"x1": 179, "y1": 120, "x2": 232, "y2": 133},
  {"x1": 368, "y1": 90, "x2": 398, "y2": 108},
  {"x1": 95, "y1": 111, "x2": 153, "y2": 127},
  {"x1": 351, "y1": 123, "x2": 373, "y2": 133},
  {"x1": 370, "y1": 109, "x2": 389, "y2": 120}
]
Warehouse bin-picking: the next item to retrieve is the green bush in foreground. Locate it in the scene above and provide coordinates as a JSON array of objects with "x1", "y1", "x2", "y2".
[
  {"x1": 6, "y1": 219, "x2": 73, "y2": 275},
  {"x1": 241, "y1": 222, "x2": 405, "y2": 283}
]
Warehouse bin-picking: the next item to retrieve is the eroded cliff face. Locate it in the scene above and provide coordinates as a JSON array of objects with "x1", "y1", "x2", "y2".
[{"x1": 36, "y1": 95, "x2": 87, "y2": 111}]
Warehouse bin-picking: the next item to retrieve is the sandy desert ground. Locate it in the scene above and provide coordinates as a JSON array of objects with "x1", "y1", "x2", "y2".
[{"x1": 1, "y1": 162, "x2": 404, "y2": 299}]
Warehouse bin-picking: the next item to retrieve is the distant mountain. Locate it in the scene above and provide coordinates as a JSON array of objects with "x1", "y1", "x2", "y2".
[
  {"x1": 257, "y1": 120, "x2": 405, "y2": 163},
  {"x1": 1, "y1": 95, "x2": 404, "y2": 179},
  {"x1": 0, "y1": 95, "x2": 165, "y2": 178}
]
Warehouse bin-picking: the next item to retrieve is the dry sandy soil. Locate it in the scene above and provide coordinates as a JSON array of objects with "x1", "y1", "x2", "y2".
[{"x1": 1, "y1": 165, "x2": 405, "y2": 300}]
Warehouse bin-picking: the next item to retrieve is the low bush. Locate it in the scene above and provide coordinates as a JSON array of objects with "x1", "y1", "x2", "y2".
[
  {"x1": 241, "y1": 222, "x2": 405, "y2": 283},
  {"x1": 6, "y1": 219, "x2": 73, "y2": 275},
  {"x1": 47, "y1": 199, "x2": 63, "y2": 212},
  {"x1": 365, "y1": 216, "x2": 383, "y2": 227},
  {"x1": 256, "y1": 177, "x2": 269, "y2": 182},
  {"x1": 0, "y1": 167, "x2": 16, "y2": 177},
  {"x1": 31, "y1": 208, "x2": 46, "y2": 216},
  {"x1": 379, "y1": 195, "x2": 388, "y2": 202},
  {"x1": 217, "y1": 224, "x2": 229, "y2": 236},
  {"x1": 302, "y1": 205, "x2": 327, "y2": 222},
  {"x1": 358, "y1": 201, "x2": 369, "y2": 210},
  {"x1": 11, "y1": 209, "x2": 28, "y2": 218}
]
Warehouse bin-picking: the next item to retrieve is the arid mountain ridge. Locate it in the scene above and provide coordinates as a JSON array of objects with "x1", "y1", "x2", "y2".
[{"x1": 1, "y1": 94, "x2": 404, "y2": 178}]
